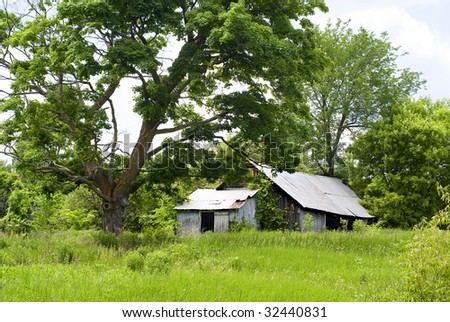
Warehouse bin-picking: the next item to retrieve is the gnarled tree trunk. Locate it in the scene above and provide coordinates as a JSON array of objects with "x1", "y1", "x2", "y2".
[{"x1": 102, "y1": 199, "x2": 127, "y2": 235}]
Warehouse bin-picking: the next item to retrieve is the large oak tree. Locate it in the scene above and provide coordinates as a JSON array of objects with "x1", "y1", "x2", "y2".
[{"x1": 0, "y1": 0, "x2": 326, "y2": 234}]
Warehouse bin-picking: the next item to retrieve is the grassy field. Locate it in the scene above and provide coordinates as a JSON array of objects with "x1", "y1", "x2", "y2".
[{"x1": 0, "y1": 228, "x2": 447, "y2": 301}]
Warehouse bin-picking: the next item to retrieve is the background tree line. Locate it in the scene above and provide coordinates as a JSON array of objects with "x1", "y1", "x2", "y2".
[{"x1": 0, "y1": 0, "x2": 449, "y2": 234}]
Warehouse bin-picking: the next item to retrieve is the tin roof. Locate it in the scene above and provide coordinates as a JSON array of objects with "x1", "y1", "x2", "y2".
[
  {"x1": 174, "y1": 188, "x2": 258, "y2": 211},
  {"x1": 259, "y1": 166, "x2": 373, "y2": 219}
]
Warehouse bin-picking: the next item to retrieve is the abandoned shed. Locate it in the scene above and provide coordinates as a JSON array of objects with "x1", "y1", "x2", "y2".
[
  {"x1": 174, "y1": 188, "x2": 258, "y2": 235},
  {"x1": 257, "y1": 165, "x2": 374, "y2": 231}
]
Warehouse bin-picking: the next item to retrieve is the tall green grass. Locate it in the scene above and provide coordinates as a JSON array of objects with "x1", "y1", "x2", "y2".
[{"x1": 0, "y1": 228, "x2": 439, "y2": 301}]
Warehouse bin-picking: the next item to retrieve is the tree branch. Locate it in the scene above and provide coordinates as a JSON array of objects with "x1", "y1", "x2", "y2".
[
  {"x1": 214, "y1": 135, "x2": 262, "y2": 166},
  {"x1": 91, "y1": 80, "x2": 120, "y2": 110},
  {"x1": 107, "y1": 98, "x2": 118, "y2": 186},
  {"x1": 40, "y1": 163, "x2": 112, "y2": 202},
  {"x1": 147, "y1": 136, "x2": 190, "y2": 159},
  {"x1": 155, "y1": 113, "x2": 226, "y2": 135}
]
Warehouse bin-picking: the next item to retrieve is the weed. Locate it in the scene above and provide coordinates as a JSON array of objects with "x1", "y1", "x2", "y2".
[
  {"x1": 229, "y1": 219, "x2": 253, "y2": 232},
  {"x1": 0, "y1": 251, "x2": 15, "y2": 266},
  {"x1": 303, "y1": 214, "x2": 315, "y2": 232},
  {"x1": 0, "y1": 229, "x2": 421, "y2": 301},
  {"x1": 146, "y1": 250, "x2": 173, "y2": 274},
  {"x1": 352, "y1": 220, "x2": 367, "y2": 233},
  {"x1": 125, "y1": 251, "x2": 145, "y2": 272},
  {"x1": 0, "y1": 239, "x2": 8, "y2": 249},
  {"x1": 401, "y1": 228, "x2": 450, "y2": 301},
  {"x1": 93, "y1": 232, "x2": 118, "y2": 249},
  {"x1": 117, "y1": 231, "x2": 141, "y2": 250},
  {"x1": 55, "y1": 245, "x2": 76, "y2": 264}
]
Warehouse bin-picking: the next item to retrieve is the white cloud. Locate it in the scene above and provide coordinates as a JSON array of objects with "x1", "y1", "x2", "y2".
[{"x1": 312, "y1": 5, "x2": 450, "y2": 99}]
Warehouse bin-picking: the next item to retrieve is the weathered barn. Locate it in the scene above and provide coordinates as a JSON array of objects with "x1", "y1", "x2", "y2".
[
  {"x1": 257, "y1": 165, "x2": 374, "y2": 231},
  {"x1": 174, "y1": 188, "x2": 258, "y2": 235}
]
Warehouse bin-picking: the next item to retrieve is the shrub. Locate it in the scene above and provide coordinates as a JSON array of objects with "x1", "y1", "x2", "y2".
[
  {"x1": 397, "y1": 186, "x2": 450, "y2": 301},
  {"x1": 400, "y1": 228, "x2": 450, "y2": 301},
  {"x1": 124, "y1": 185, "x2": 181, "y2": 233},
  {"x1": 0, "y1": 250, "x2": 15, "y2": 266},
  {"x1": 55, "y1": 244, "x2": 76, "y2": 264},
  {"x1": 93, "y1": 232, "x2": 119, "y2": 249},
  {"x1": 125, "y1": 251, "x2": 145, "y2": 272},
  {"x1": 53, "y1": 209, "x2": 97, "y2": 231},
  {"x1": 1, "y1": 182, "x2": 36, "y2": 234},
  {"x1": 302, "y1": 214, "x2": 315, "y2": 232},
  {"x1": 229, "y1": 219, "x2": 253, "y2": 232},
  {"x1": 352, "y1": 219, "x2": 367, "y2": 233},
  {"x1": 250, "y1": 175, "x2": 288, "y2": 230},
  {"x1": 146, "y1": 250, "x2": 173, "y2": 274},
  {"x1": 142, "y1": 225, "x2": 176, "y2": 243},
  {"x1": 117, "y1": 231, "x2": 141, "y2": 250},
  {"x1": 422, "y1": 185, "x2": 450, "y2": 230}
]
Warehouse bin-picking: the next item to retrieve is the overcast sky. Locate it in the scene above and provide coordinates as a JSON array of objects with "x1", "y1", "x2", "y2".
[{"x1": 311, "y1": 0, "x2": 450, "y2": 100}]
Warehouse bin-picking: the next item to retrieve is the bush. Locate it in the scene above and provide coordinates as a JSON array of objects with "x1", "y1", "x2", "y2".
[
  {"x1": 0, "y1": 250, "x2": 15, "y2": 266},
  {"x1": 93, "y1": 232, "x2": 119, "y2": 249},
  {"x1": 1, "y1": 182, "x2": 36, "y2": 234},
  {"x1": 55, "y1": 244, "x2": 76, "y2": 264},
  {"x1": 0, "y1": 239, "x2": 7, "y2": 249},
  {"x1": 125, "y1": 251, "x2": 145, "y2": 272},
  {"x1": 48, "y1": 186, "x2": 101, "y2": 231},
  {"x1": 146, "y1": 250, "x2": 173, "y2": 274},
  {"x1": 422, "y1": 185, "x2": 450, "y2": 230},
  {"x1": 117, "y1": 231, "x2": 141, "y2": 250},
  {"x1": 229, "y1": 219, "x2": 253, "y2": 232},
  {"x1": 352, "y1": 219, "x2": 367, "y2": 233},
  {"x1": 401, "y1": 228, "x2": 450, "y2": 301},
  {"x1": 250, "y1": 175, "x2": 288, "y2": 230},
  {"x1": 142, "y1": 225, "x2": 176, "y2": 243},
  {"x1": 124, "y1": 185, "x2": 180, "y2": 233},
  {"x1": 53, "y1": 209, "x2": 97, "y2": 231},
  {"x1": 302, "y1": 214, "x2": 315, "y2": 232}
]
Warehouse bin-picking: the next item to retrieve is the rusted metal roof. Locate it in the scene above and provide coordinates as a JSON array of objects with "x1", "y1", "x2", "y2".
[
  {"x1": 174, "y1": 188, "x2": 258, "y2": 211},
  {"x1": 258, "y1": 166, "x2": 373, "y2": 219}
]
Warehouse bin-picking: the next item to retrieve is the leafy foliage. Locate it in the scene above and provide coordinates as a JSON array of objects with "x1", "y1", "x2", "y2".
[
  {"x1": 125, "y1": 251, "x2": 145, "y2": 272},
  {"x1": 302, "y1": 20, "x2": 424, "y2": 177},
  {"x1": 0, "y1": 0, "x2": 327, "y2": 234},
  {"x1": 397, "y1": 186, "x2": 450, "y2": 301},
  {"x1": 350, "y1": 99, "x2": 450, "y2": 228},
  {"x1": 124, "y1": 183, "x2": 186, "y2": 234},
  {"x1": 0, "y1": 181, "x2": 36, "y2": 234},
  {"x1": 302, "y1": 214, "x2": 315, "y2": 232},
  {"x1": 423, "y1": 186, "x2": 450, "y2": 230},
  {"x1": 0, "y1": 161, "x2": 19, "y2": 218},
  {"x1": 248, "y1": 173, "x2": 288, "y2": 230},
  {"x1": 400, "y1": 228, "x2": 450, "y2": 301}
]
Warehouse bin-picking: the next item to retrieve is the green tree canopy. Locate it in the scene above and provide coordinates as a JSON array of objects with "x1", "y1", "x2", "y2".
[
  {"x1": 0, "y1": 0, "x2": 327, "y2": 234},
  {"x1": 303, "y1": 20, "x2": 424, "y2": 177},
  {"x1": 0, "y1": 160, "x2": 18, "y2": 218},
  {"x1": 349, "y1": 98, "x2": 450, "y2": 228}
]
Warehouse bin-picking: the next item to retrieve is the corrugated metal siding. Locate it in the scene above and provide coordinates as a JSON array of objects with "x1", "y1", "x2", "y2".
[
  {"x1": 298, "y1": 209, "x2": 326, "y2": 232},
  {"x1": 259, "y1": 166, "x2": 373, "y2": 219},
  {"x1": 235, "y1": 198, "x2": 257, "y2": 226},
  {"x1": 314, "y1": 213, "x2": 326, "y2": 231},
  {"x1": 214, "y1": 214, "x2": 229, "y2": 232},
  {"x1": 177, "y1": 212, "x2": 200, "y2": 235},
  {"x1": 174, "y1": 188, "x2": 258, "y2": 211}
]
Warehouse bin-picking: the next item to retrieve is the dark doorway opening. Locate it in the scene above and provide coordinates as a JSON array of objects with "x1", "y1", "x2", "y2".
[
  {"x1": 201, "y1": 212, "x2": 214, "y2": 232},
  {"x1": 346, "y1": 218, "x2": 355, "y2": 231},
  {"x1": 326, "y1": 215, "x2": 341, "y2": 230}
]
